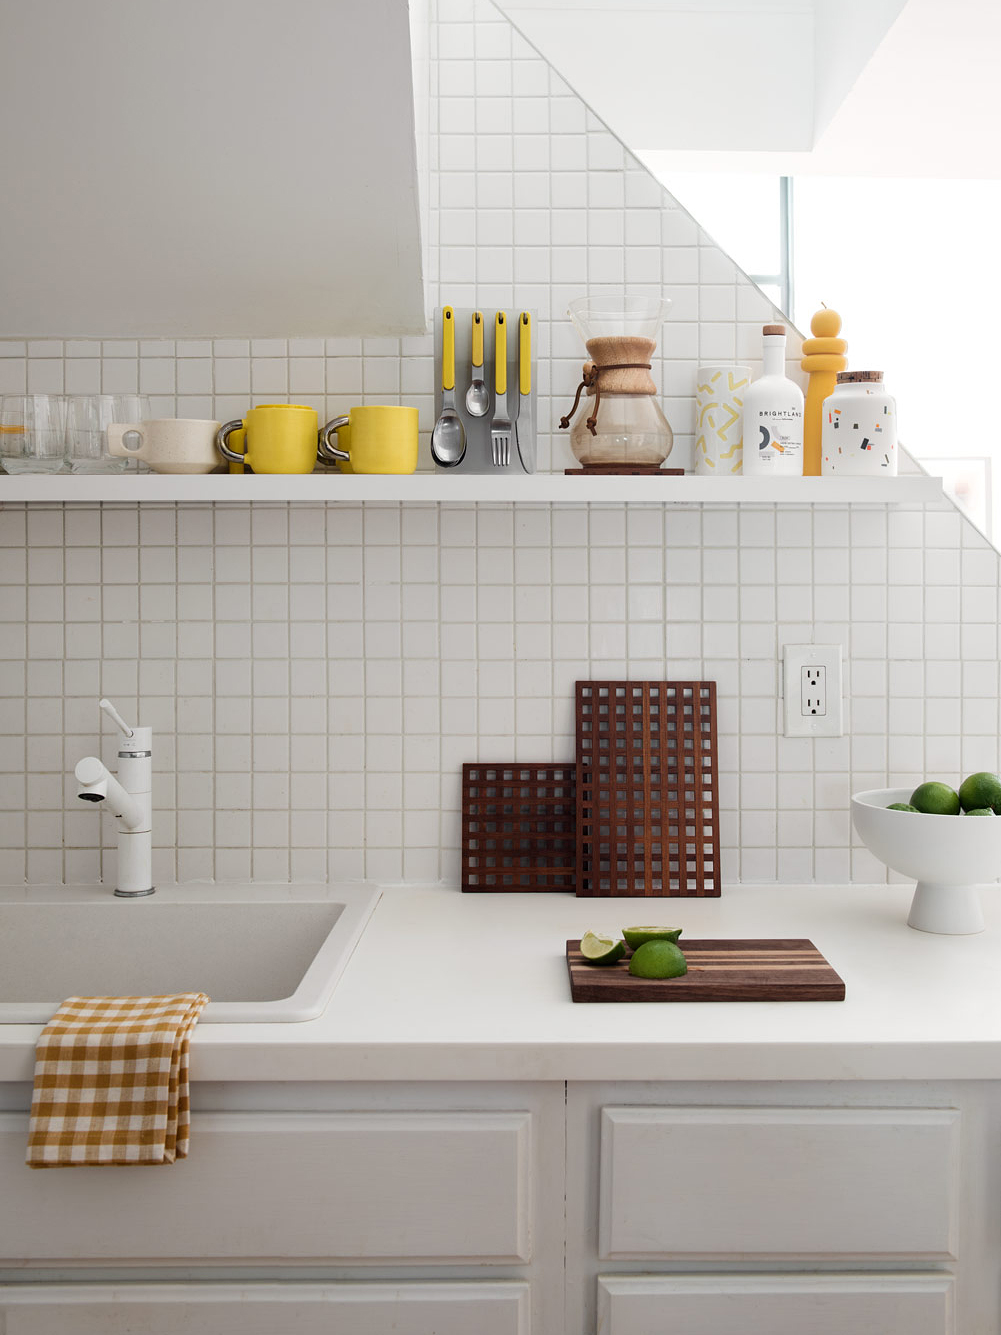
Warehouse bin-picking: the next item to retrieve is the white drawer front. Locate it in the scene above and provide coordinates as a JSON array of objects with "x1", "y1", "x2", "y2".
[
  {"x1": 0, "y1": 1281, "x2": 530, "y2": 1335},
  {"x1": 599, "y1": 1275, "x2": 953, "y2": 1335},
  {"x1": 0, "y1": 1111, "x2": 531, "y2": 1263},
  {"x1": 600, "y1": 1106, "x2": 959, "y2": 1260}
]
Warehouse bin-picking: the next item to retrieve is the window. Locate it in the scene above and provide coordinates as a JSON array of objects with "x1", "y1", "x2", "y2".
[{"x1": 661, "y1": 173, "x2": 793, "y2": 312}]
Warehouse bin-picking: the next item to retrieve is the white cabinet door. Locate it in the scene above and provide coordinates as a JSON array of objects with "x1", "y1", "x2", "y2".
[
  {"x1": 600, "y1": 1106, "x2": 959, "y2": 1259},
  {"x1": 0, "y1": 1281, "x2": 530, "y2": 1335},
  {"x1": 599, "y1": 1275, "x2": 953, "y2": 1335},
  {"x1": 0, "y1": 1111, "x2": 531, "y2": 1263}
]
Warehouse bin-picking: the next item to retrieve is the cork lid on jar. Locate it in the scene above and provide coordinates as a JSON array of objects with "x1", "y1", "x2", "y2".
[
  {"x1": 763, "y1": 324, "x2": 786, "y2": 335},
  {"x1": 836, "y1": 370, "x2": 883, "y2": 384}
]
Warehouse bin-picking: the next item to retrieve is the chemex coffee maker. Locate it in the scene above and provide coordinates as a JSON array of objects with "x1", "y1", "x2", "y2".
[{"x1": 560, "y1": 293, "x2": 675, "y2": 473}]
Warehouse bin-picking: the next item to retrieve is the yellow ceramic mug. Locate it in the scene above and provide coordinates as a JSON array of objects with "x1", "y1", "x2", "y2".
[
  {"x1": 318, "y1": 405, "x2": 418, "y2": 474},
  {"x1": 216, "y1": 403, "x2": 318, "y2": 474}
]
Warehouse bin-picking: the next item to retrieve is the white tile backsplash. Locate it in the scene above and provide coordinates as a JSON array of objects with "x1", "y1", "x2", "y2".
[{"x1": 0, "y1": 0, "x2": 997, "y2": 889}]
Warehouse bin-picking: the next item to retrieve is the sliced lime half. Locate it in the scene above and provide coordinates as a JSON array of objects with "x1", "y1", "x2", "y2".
[{"x1": 622, "y1": 926, "x2": 683, "y2": 949}]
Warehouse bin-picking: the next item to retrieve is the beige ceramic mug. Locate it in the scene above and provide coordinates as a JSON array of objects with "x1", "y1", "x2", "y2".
[{"x1": 108, "y1": 419, "x2": 222, "y2": 475}]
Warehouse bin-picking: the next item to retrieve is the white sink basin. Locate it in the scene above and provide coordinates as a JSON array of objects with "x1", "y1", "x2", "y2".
[{"x1": 0, "y1": 882, "x2": 380, "y2": 1024}]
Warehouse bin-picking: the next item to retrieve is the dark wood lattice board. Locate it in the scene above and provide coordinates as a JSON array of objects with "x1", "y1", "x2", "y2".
[
  {"x1": 461, "y1": 762, "x2": 577, "y2": 891},
  {"x1": 575, "y1": 680, "x2": 721, "y2": 897}
]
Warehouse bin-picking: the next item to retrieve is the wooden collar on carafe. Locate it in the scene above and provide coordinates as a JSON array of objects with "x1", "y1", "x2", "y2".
[{"x1": 559, "y1": 334, "x2": 657, "y2": 437}]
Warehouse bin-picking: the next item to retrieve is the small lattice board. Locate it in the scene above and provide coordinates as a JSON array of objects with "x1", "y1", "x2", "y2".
[
  {"x1": 461, "y1": 762, "x2": 577, "y2": 892},
  {"x1": 575, "y1": 680, "x2": 721, "y2": 897}
]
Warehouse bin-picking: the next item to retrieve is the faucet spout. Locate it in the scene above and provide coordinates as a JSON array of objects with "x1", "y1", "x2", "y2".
[{"x1": 75, "y1": 757, "x2": 144, "y2": 830}]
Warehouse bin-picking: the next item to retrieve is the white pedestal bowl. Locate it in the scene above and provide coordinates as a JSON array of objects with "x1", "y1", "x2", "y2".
[{"x1": 852, "y1": 787, "x2": 1001, "y2": 934}]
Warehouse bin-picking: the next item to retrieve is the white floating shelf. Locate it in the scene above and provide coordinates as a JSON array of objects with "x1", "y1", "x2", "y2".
[{"x1": 0, "y1": 472, "x2": 941, "y2": 505}]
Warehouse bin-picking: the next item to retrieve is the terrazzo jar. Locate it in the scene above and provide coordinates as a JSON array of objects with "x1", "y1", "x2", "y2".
[{"x1": 821, "y1": 370, "x2": 897, "y2": 477}]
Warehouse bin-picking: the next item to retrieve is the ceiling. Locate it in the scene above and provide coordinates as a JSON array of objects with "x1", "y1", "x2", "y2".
[{"x1": 494, "y1": 0, "x2": 1001, "y2": 178}]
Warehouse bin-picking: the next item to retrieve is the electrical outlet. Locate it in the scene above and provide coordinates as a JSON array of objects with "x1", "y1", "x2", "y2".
[
  {"x1": 802, "y1": 665, "x2": 826, "y2": 717},
  {"x1": 783, "y1": 645, "x2": 842, "y2": 737}
]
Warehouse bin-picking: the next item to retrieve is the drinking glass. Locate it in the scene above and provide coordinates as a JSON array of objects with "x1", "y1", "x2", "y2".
[
  {"x1": 0, "y1": 395, "x2": 67, "y2": 473},
  {"x1": 115, "y1": 395, "x2": 152, "y2": 470},
  {"x1": 66, "y1": 394, "x2": 122, "y2": 473},
  {"x1": 65, "y1": 394, "x2": 152, "y2": 473}
]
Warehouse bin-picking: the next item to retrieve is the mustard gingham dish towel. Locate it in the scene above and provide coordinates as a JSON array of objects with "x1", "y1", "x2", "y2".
[{"x1": 27, "y1": 992, "x2": 209, "y2": 1168}]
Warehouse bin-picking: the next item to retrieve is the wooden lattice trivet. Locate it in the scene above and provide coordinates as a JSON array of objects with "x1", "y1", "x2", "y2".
[
  {"x1": 575, "y1": 681, "x2": 721, "y2": 897},
  {"x1": 461, "y1": 762, "x2": 577, "y2": 892}
]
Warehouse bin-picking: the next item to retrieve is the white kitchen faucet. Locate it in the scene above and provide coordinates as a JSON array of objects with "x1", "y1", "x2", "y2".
[{"x1": 74, "y1": 698, "x2": 154, "y2": 898}]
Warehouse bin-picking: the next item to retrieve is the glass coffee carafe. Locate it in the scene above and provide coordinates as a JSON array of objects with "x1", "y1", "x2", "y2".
[{"x1": 561, "y1": 294, "x2": 674, "y2": 467}]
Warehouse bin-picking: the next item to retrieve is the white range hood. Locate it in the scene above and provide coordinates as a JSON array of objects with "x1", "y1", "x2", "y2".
[{"x1": 0, "y1": 0, "x2": 428, "y2": 336}]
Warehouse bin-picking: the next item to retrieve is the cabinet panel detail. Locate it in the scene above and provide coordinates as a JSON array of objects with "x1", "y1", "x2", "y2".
[
  {"x1": 0, "y1": 1111, "x2": 532, "y2": 1264},
  {"x1": 0, "y1": 1281, "x2": 530, "y2": 1335},
  {"x1": 600, "y1": 1106, "x2": 959, "y2": 1260},
  {"x1": 598, "y1": 1274, "x2": 953, "y2": 1335}
]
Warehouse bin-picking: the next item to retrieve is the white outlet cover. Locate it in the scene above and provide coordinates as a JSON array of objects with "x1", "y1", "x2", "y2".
[{"x1": 783, "y1": 644, "x2": 843, "y2": 738}]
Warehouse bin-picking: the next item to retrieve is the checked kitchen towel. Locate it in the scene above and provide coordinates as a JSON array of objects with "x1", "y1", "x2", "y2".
[{"x1": 26, "y1": 992, "x2": 209, "y2": 1168}]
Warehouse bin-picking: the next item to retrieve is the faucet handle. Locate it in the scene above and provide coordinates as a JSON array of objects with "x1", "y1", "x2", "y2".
[{"x1": 99, "y1": 698, "x2": 135, "y2": 739}]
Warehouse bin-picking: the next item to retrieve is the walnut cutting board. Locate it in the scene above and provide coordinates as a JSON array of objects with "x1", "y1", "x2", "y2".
[{"x1": 566, "y1": 939, "x2": 846, "y2": 1002}]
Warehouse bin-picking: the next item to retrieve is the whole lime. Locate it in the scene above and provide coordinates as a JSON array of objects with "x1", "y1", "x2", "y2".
[
  {"x1": 965, "y1": 808, "x2": 996, "y2": 817},
  {"x1": 887, "y1": 802, "x2": 918, "y2": 812},
  {"x1": 627, "y1": 939, "x2": 687, "y2": 980},
  {"x1": 958, "y1": 772, "x2": 1001, "y2": 814},
  {"x1": 910, "y1": 781, "x2": 961, "y2": 815}
]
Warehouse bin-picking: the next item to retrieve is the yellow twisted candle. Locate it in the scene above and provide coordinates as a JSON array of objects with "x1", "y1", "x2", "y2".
[{"x1": 801, "y1": 307, "x2": 847, "y2": 476}]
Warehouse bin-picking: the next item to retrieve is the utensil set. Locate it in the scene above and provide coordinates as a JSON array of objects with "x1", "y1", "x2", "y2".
[{"x1": 432, "y1": 306, "x2": 536, "y2": 474}]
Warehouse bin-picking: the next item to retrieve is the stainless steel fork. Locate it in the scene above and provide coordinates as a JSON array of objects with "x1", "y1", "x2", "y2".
[{"x1": 489, "y1": 310, "x2": 512, "y2": 467}]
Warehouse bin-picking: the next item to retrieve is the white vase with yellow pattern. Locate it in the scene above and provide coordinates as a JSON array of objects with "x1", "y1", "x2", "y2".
[{"x1": 695, "y1": 365, "x2": 752, "y2": 475}]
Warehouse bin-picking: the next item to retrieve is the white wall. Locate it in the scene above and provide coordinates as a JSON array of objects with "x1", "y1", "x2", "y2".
[{"x1": 0, "y1": 0, "x2": 996, "y2": 890}]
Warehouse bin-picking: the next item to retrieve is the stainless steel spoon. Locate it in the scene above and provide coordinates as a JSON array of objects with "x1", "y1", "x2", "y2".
[
  {"x1": 430, "y1": 306, "x2": 466, "y2": 468},
  {"x1": 464, "y1": 310, "x2": 490, "y2": 418}
]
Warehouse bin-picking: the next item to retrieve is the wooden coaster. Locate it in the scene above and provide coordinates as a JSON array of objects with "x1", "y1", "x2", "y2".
[
  {"x1": 461, "y1": 762, "x2": 577, "y2": 892},
  {"x1": 575, "y1": 680, "x2": 721, "y2": 898},
  {"x1": 564, "y1": 466, "x2": 685, "y2": 476}
]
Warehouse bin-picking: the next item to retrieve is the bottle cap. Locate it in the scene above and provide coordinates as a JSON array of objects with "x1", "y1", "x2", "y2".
[
  {"x1": 836, "y1": 370, "x2": 883, "y2": 383},
  {"x1": 762, "y1": 324, "x2": 786, "y2": 336}
]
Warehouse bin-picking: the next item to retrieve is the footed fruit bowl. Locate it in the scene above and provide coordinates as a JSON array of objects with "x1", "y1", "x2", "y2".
[{"x1": 852, "y1": 787, "x2": 1001, "y2": 934}]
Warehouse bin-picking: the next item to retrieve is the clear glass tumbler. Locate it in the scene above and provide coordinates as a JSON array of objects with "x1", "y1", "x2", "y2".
[
  {"x1": 66, "y1": 394, "x2": 123, "y2": 474},
  {"x1": 66, "y1": 394, "x2": 152, "y2": 473},
  {"x1": 0, "y1": 395, "x2": 67, "y2": 473}
]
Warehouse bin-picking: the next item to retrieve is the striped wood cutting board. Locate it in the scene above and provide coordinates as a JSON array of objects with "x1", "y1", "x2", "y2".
[{"x1": 566, "y1": 938, "x2": 846, "y2": 1002}]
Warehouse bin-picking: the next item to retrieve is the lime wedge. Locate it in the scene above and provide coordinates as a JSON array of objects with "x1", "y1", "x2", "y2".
[
  {"x1": 622, "y1": 926, "x2": 683, "y2": 949},
  {"x1": 579, "y1": 931, "x2": 626, "y2": 966}
]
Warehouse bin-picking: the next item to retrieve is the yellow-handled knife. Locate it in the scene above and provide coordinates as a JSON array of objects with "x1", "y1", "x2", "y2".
[{"x1": 514, "y1": 311, "x2": 534, "y2": 473}]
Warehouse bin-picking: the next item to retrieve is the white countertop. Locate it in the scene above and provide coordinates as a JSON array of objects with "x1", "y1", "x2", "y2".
[{"x1": 4, "y1": 881, "x2": 1001, "y2": 1085}]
